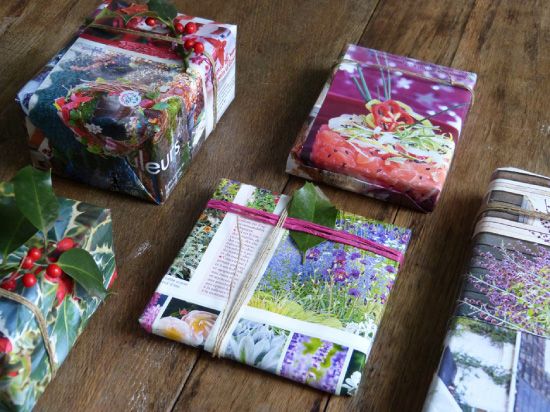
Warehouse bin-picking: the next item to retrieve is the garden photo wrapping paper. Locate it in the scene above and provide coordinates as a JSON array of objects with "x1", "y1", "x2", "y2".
[
  {"x1": 17, "y1": 0, "x2": 236, "y2": 203},
  {"x1": 287, "y1": 44, "x2": 477, "y2": 212},
  {"x1": 0, "y1": 186, "x2": 117, "y2": 412},
  {"x1": 140, "y1": 179, "x2": 411, "y2": 395},
  {"x1": 423, "y1": 168, "x2": 550, "y2": 412}
]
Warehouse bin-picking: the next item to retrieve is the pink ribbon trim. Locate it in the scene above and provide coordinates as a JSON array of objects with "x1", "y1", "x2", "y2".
[{"x1": 206, "y1": 199, "x2": 404, "y2": 264}]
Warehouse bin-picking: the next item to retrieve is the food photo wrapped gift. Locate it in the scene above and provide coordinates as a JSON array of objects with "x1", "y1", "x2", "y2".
[
  {"x1": 423, "y1": 168, "x2": 550, "y2": 412},
  {"x1": 287, "y1": 45, "x2": 477, "y2": 212},
  {"x1": 0, "y1": 167, "x2": 117, "y2": 412},
  {"x1": 17, "y1": 0, "x2": 237, "y2": 203},
  {"x1": 140, "y1": 179, "x2": 412, "y2": 395}
]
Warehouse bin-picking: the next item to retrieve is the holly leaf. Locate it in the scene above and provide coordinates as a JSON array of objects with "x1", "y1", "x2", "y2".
[
  {"x1": 57, "y1": 248, "x2": 107, "y2": 299},
  {"x1": 288, "y1": 183, "x2": 338, "y2": 257},
  {"x1": 0, "y1": 183, "x2": 37, "y2": 259},
  {"x1": 12, "y1": 166, "x2": 59, "y2": 236},
  {"x1": 147, "y1": 0, "x2": 177, "y2": 21}
]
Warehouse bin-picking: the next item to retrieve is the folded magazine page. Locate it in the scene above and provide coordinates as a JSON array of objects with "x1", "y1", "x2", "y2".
[
  {"x1": 17, "y1": 0, "x2": 237, "y2": 203},
  {"x1": 287, "y1": 44, "x2": 477, "y2": 212},
  {"x1": 140, "y1": 179, "x2": 412, "y2": 395},
  {"x1": 423, "y1": 168, "x2": 550, "y2": 411}
]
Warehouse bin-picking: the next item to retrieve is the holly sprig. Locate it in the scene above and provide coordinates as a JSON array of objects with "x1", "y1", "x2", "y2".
[
  {"x1": 100, "y1": 0, "x2": 205, "y2": 68},
  {"x1": 0, "y1": 166, "x2": 107, "y2": 299}
]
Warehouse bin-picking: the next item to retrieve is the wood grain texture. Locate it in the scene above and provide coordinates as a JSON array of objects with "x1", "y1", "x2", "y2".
[{"x1": 0, "y1": 0, "x2": 549, "y2": 411}]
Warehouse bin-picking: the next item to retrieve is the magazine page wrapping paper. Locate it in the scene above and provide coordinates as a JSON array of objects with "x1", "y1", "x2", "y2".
[
  {"x1": 140, "y1": 179, "x2": 411, "y2": 395},
  {"x1": 423, "y1": 168, "x2": 550, "y2": 412},
  {"x1": 0, "y1": 184, "x2": 117, "y2": 412},
  {"x1": 17, "y1": 0, "x2": 237, "y2": 204},
  {"x1": 286, "y1": 44, "x2": 477, "y2": 212}
]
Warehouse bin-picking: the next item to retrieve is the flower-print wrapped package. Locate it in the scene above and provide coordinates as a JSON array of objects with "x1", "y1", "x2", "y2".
[
  {"x1": 287, "y1": 45, "x2": 476, "y2": 212},
  {"x1": 423, "y1": 168, "x2": 550, "y2": 412},
  {"x1": 140, "y1": 179, "x2": 411, "y2": 395},
  {"x1": 17, "y1": 0, "x2": 237, "y2": 203},
  {"x1": 0, "y1": 185, "x2": 116, "y2": 412}
]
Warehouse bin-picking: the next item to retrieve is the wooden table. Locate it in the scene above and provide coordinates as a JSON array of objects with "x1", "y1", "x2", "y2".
[{"x1": 1, "y1": 0, "x2": 548, "y2": 410}]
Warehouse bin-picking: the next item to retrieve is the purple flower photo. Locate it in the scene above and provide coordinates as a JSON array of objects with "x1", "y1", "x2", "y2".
[
  {"x1": 249, "y1": 211, "x2": 411, "y2": 339},
  {"x1": 280, "y1": 333, "x2": 348, "y2": 393},
  {"x1": 459, "y1": 244, "x2": 550, "y2": 337}
]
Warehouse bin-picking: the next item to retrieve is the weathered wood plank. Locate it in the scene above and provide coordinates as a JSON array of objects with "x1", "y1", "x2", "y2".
[
  {"x1": 330, "y1": 1, "x2": 550, "y2": 411},
  {"x1": 0, "y1": 0, "x2": 380, "y2": 410},
  {"x1": 170, "y1": 1, "x2": 382, "y2": 411},
  {"x1": 313, "y1": 0, "x2": 480, "y2": 410},
  {"x1": 172, "y1": 0, "x2": 478, "y2": 411}
]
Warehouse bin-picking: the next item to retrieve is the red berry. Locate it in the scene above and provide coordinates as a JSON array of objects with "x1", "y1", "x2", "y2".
[
  {"x1": 22, "y1": 273, "x2": 37, "y2": 288},
  {"x1": 145, "y1": 17, "x2": 156, "y2": 27},
  {"x1": 184, "y1": 39, "x2": 195, "y2": 50},
  {"x1": 21, "y1": 257, "x2": 34, "y2": 270},
  {"x1": 193, "y1": 42, "x2": 204, "y2": 54},
  {"x1": 57, "y1": 237, "x2": 75, "y2": 252},
  {"x1": 48, "y1": 255, "x2": 58, "y2": 262},
  {"x1": 175, "y1": 22, "x2": 185, "y2": 34},
  {"x1": 184, "y1": 22, "x2": 197, "y2": 34},
  {"x1": 27, "y1": 247, "x2": 42, "y2": 261},
  {"x1": 46, "y1": 264, "x2": 62, "y2": 279},
  {"x1": 1, "y1": 279, "x2": 16, "y2": 291}
]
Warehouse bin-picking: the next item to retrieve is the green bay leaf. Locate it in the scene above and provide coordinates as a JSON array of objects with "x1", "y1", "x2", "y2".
[{"x1": 288, "y1": 182, "x2": 338, "y2": 256}]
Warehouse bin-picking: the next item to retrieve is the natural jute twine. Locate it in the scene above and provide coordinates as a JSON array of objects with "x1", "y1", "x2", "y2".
[
  {"x1": 478, "y1": 201, "x2": 550, "y2": 222},
  {"x1": 211, "y1": 209, "x2": 288, "y2": 358},
  {"x1": 0, "y1": 288, "x2": 57, "y2": 375}
]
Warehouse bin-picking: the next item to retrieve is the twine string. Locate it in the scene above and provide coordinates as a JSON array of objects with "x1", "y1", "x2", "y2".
[
  {"x1": 211, "y1": 209, "x2": 288, "y2": 358},
  {"x1": 208, "y1": 197, "x2": 406, "y2": 357},
  {"x1": 210, "y1": 215, "x2": 244, "y2": 357},
  {"x1": 0, "y1": 288, "x2": 57, "y2": 375},
  {"x1": 206, "y1": 199, "x2": 404, "y2": 263},
  {"x1": 335, "y1": 58, "x2": 475, "y2": 104},
  {"x1": 478, "y1": 201, "x2": 550, "y2": 222}
]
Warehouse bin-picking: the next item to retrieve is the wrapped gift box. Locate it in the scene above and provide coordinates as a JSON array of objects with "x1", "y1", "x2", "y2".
[
  {"x1": 17, "y1": 0, "x2": 237, "y2": 203},
  {"x1": 0, "y1": 184, "x2": 116, "y2": 412},
  {"x1": 423, "y1": 168, "x2": 550, "y2": 412},
  {"x1": 140, "y1": 179, "x2": 411, "y2": 395},
  {"x1": 287, "y1": 45, "x2": 476, "y2": 212}
]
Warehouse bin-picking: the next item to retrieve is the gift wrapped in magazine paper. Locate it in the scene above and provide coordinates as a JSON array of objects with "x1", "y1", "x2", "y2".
[
  {"x1": 286, "y1": 45, "x2": 476, "y2": 212},
  {"x1": 17, "y1": 0, "x2": 237, "y2": 203},
  {"x1": 140, "y1": 179, "x2": 412, "y2": 395},
  {"x1": 423, "y1": 168, "x2": 550, "y2": 412}
]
